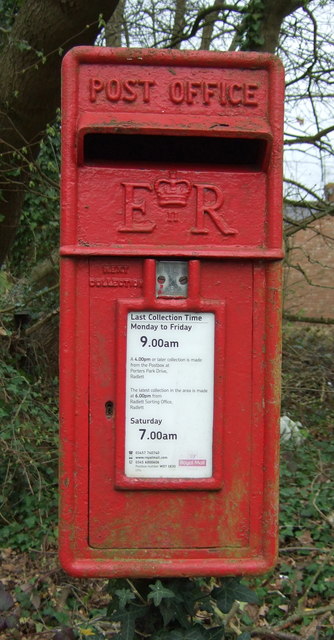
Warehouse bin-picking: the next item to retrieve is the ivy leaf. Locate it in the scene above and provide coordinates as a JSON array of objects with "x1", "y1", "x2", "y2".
[
  {"x1": 159, "y1": 600, "x2": 178, "y2": 626},
  {"x1": 159, "y1": 600, "x2": 190, "y2": 628},
  {"x1": 154, "y1": 625, "x2": 210, "y2": 640},
  {"x1": 168, "y1": 579, "x2": 205, "y2": 615},
  {"x1": 253, "y1": 34, "x2": 265, "y2": 45},
  {"x1": 115, "y1": 589, "x2": 136, "y2": 609},
  {"x1": 106, "y1": 578, "x2": 129, "y2": 594},
  {"x1": 112, "y1": 606, "x2": 149, "y2": 640},
  {"x1": 184, "y1": 624, "x2": 209, "y2": 640},
  {"x1": 206, "y1": 627, "x2": 224, "y2": 640},
  {"x1": 164, "y1": 631, "x2": 184, "y2": 640},
  {"x1": 238, "y1": 633, "x2": 251, "y2": 640},
  {"x1": 148, "y1": 580, "x2": 176, "y2": 606},
  {"x1": 161, "y1": 626, "x2": 213, "y2": 640},
  {"x1": 212, "y1": 579, "x2": 258, "y2": 614},
  {"x1": 112, "y1": 610, "x2": 136, "y2": 640},
  {"x1": 230, "y1": 581, "x2": 259, "y2": 605}
]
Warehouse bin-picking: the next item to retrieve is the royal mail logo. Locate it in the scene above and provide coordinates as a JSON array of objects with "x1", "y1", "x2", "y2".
[
  {"x1": 119, "y1": 173, "x2": 238, "y2": 237},
  {"x1": 179, "y1": 459, "x2": 207, "y2": 466},
  {"x1": 155, "y1": 174, "x2": 191, "y2": 207}
]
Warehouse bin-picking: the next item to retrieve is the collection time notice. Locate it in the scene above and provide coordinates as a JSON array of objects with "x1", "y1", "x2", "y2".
[{"x1": 125, "y1": 311, "x2": 215, "y2": 478}]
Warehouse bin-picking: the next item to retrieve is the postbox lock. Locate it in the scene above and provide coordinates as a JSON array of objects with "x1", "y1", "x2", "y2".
[
  {"x1": 156, "y1": 261, "x2": 188, "y2": 297},
  {"x1": 105, "y1": 401, "x2": 114, "y2": 418}
]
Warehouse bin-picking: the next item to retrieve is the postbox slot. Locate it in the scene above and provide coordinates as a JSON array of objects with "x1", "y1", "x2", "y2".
[{"x1": 83, "y1": 133, "x2": 267, "y2": 168}]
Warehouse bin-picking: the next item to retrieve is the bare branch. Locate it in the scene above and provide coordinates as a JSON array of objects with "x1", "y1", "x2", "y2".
[
  {"x1": 284, "y1": 125, "x2": 334, "y2": 146},
  {"x1": 166, "y1": 3, "x2": 244, "y2": 49},
  {"x1": 283, "y1": 179, "x2": 325, "y2": 203},
  {"x1": 285, "y1": 5, "x2": 318, "y2": 87}
]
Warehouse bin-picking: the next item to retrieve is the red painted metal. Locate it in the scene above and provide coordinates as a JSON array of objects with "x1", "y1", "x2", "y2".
[{"x1": 59, "y1": 47, "x2": 284, "y2": 577}]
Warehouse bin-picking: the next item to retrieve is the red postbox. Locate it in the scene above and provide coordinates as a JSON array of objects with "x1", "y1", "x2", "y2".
[{"x1": 60, "y1": 47, "x2": 284, "y2": 577}]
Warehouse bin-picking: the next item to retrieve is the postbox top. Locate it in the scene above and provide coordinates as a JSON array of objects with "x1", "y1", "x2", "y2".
[
  {"x1": 61, "y1": 47, "x2": 284, "y2": 258},
  {"x1": 63, "y1": 47, "x2": 283, "y2": 121}
]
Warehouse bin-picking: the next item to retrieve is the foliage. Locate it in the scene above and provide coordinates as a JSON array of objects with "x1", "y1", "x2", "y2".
[
  {"x1": 0, "y1": 357, "x2": 58, "y2": 551},
  {"x1": 8, "y1": 116, "x2": 60, "y2": 278},
  {"x1": 0, "y1": 109, "x2": 60, "y2": 552},
  {"x1": 0, "y1": 0, "x2": 21, "y2": 47},
  {"x1": 0, "y1": 1, "x2": 333, "y2": 639},
  {"x1": 236, "y1": 0, "x2": 265, "y2": 50},
  {"x1": 105, "y1": 577, "x2": 258, "y2": 640},
  {"x1": 0, "y1": 327, "x2": 333, "y2": 638},
  {"x1": 281, "y1": 325, "x2": 334, "y2": 431}
]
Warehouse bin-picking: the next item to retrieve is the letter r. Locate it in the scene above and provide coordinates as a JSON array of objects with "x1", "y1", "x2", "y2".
[{"x1": 192, "y1": 184, "x2": 237, "y2": 236}]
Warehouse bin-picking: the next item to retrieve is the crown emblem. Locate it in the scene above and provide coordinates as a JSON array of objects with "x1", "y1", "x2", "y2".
[{"x1": 155, "y1": 173, "x2": 191, "y2": 207}]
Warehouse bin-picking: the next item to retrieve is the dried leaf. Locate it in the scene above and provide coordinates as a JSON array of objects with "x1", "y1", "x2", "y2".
[
  {"x1": 0, "y1": 583, "x2": 14, "y2": 612},
  {"x1": 296, "y1": 530, "x2": 313, "y2": 545}
]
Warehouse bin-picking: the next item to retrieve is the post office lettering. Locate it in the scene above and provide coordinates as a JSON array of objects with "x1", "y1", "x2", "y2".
[
  {"x1": 89, "y1": 77, "x2": 156, "y2": 103},
  {"x1": 169, "y1": 80, "x2": 259, "y2": 106}
]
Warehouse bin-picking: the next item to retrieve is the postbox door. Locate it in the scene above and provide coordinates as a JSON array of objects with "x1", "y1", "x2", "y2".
[{"x1": 87, "y1": 258, "x2": 273, "y2": 554}]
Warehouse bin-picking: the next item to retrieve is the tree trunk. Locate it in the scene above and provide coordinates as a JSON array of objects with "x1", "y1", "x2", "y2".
[
  {"x1": 200, "y1": 0, "x2": 222, "y2": 50},
  {"x1": 0, "y1": 0, "x2": 119, "y2": 265},
  {"x1": 170, "y1": 0, "x2": 187, "y2": 48},
  {"x1": 105, "y1": 0, "x2": 126, "y2": 47},
  {"x1": 243, "y1": 0, "x2": 305, "y2": 53}
]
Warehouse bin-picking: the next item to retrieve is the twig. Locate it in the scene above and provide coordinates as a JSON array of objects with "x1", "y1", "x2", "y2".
[
  {"x1": 284, "y1": 125, "x2": 334, "y2": 146},
  {"x1": 284, "y1": 211, "x2": 334, "y2": 237},
  {"x1": 283, "y1": 179, "x2": 324, "y2": 203},
  {"x1": 0, "y1": 283, "x2": 58, "y2": 314},
  {"x1": 126, "y1": 579, "x2": 147, "y2": 605},
  {"x1": 288, "y1": 261, "x2": 334, "y2": 290},
  {"x1": 280, "y1": 546, "x2": 332, "y2": 552},
  {"x1": 314, "y1": 612, "x2": 331, "y2": 640},
  {"x1": 312, "y1": 491, "x2": 334, "y2": 528},
  {"x1": 275, "y1": 604, "x2": 334, "y2": 631},
  {"x1": 224, "y1": 600, "x2": 240, "y2": 628},
  {"x1": 299, "y1": 550, "x2": 334, "y2": 608},
  {"x1": 283, "y1": 314, "x2": 334, "y2": 325},
  {"x1": 24, "y1": 307, "x2": 59, "y2": 336},
  {"x1": 250, "y1": 628, "x2": 304, "y2": 639}
]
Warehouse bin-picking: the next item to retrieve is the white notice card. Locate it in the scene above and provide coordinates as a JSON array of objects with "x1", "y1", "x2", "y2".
[{"x1": 125, "y1": 311, "x2": 214, "y2": 478}]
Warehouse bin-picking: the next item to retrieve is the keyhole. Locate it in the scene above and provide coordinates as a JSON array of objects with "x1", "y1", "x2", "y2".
[{"x1": 105, "y1": 401, "x2": 114, "y2": 418}]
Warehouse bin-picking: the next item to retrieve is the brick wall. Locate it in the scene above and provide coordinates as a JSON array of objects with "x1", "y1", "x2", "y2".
[{"x1": 283, "y1": 215, "x2": 334, "y2": 319}]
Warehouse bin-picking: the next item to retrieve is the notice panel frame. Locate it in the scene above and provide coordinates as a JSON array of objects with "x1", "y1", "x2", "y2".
[
  {"x1": 115, "y1": 312, "x2": 225, "y2": 490},
  {"x1": 115, "y1": 258, "x2": 225, "y2": 490}
]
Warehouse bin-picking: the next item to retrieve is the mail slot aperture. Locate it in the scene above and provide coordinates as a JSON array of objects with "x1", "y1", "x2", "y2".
[{"x1": 83, "y1": 133, "x2": 269, "y2": 168}]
